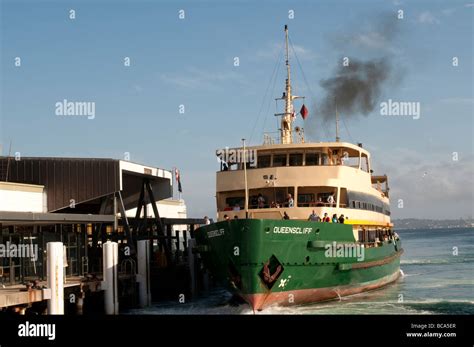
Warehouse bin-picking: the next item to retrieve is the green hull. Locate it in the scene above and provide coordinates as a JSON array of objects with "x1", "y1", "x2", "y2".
[{"x1": 195, "y1": 219, "x2": 402, "y2": 310}]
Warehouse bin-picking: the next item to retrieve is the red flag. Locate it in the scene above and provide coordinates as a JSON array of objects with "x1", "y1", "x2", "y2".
[{"x1": 300, "y1": 104, "x2": 309, "y2": 120}]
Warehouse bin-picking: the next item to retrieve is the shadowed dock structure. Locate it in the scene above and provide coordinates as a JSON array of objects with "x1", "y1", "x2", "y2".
[{"x1": 0, "y1": 157, "x2": 207, "y2": 314}]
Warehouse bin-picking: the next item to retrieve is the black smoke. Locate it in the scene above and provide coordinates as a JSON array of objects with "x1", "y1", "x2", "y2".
[
  {"x1": 318, "y1": 57, "x2": 392, "y2": 121},
  {"x1": 309, "y1": 12, "x2": 403, "y2": 136}
]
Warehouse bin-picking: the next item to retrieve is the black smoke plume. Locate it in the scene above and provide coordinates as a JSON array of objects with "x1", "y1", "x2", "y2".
[
  {"x1": 318, "y1": 57, "x2": 392, "y2": 121},
  {"x1": 309, "y1": 13, "x2": 403, "y2": 138}
]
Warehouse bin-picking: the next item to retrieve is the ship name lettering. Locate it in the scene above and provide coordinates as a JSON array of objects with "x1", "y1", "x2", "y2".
[
  {"x1": 208, "y1": 229, "x2": 225, "y2": 238},
  {"x1": 273, "y1": 227, "x2": 312, "y2": 234}
]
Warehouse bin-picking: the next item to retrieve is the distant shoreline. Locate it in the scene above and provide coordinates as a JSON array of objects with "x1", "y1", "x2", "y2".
[
  {"x1": 394, "y1": 226, "x2": 474, "y2": 231},
  {"x1": 392, "y1": 219, "x2": 473, "y2": 231}
]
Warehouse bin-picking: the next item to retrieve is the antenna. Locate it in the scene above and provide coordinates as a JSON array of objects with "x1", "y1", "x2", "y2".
[{"x1": 335, "y1": 99, "x2": 340, "y2": 142}]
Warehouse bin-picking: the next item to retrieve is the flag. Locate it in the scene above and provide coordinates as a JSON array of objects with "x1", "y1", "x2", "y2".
[
  {"x1": 300, "y1": 104, "x2": 309, "y2": 120},
  {"x1": 175, "y1": 168, "x2": 182, "y2": 193}
]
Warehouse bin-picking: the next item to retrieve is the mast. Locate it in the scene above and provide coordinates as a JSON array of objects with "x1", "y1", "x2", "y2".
[{"x1": 281, "y1": 25, "x2": 293, "y2": 144}]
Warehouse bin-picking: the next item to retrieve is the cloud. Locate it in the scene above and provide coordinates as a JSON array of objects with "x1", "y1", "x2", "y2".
[
  {"x1": 352, "y1": 32, "x2": 391, "y2": 49},
  {"x1": 441, "y1": 7, "x2": 457, "y2": 16},
  {"x1": 441, "y1": 3, "x2": 473, "y2": 15},
  {"x1": 375, "y1": 147, "x2": 474, "y2": 219},
  {"x1": 329, "y1": 13, "x2": 402, "y2": 55},
  {"x1": 417, "y1": 11, "x2": 440, "y2": 24},
  {"x1": 161, "y1": 67, "x2": 246, "y2": 90},
  {"x1": 132, "y1": 85, "x2": 143, "y2": 92},
  {"x1": 439, "y1": 97, "x2": 474, "y2": 105}
]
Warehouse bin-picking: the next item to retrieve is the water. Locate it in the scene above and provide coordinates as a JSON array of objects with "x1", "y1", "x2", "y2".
[{"x1": 127, "y1": 228, "x2": 474, "y2": 315}]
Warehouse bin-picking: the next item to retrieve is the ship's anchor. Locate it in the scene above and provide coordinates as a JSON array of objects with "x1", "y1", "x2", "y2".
[{"x1": 262, "y1": 261, "x2": 282, "y2": 284}]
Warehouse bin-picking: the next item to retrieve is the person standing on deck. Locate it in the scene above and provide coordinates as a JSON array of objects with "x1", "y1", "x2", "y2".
[
  {"x1": 287, "y1": 194, "x2": 294, "y2": 207},
  {"x1": 323, "y1": 213, "x2": 330, "y2": 222},
  {"x1": 327, "y1": 194, "x2": 335, "y2": 207},
  {"x1": 257, "y1": 194, "x2": 265, "y2": 208},
  {"x1": 338, "y1": 214, "x2": 345, "y2": 224},
  {"x1": 308, "y1": 210, "x2": 320, "y2": 222}
]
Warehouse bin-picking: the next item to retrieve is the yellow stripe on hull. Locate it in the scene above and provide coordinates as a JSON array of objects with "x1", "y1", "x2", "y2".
[{"x1": 345, "y1": 219, "x2": 393, "y2": 227}]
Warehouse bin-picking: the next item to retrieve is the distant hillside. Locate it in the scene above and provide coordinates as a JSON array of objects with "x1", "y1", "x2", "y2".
[{"x1": 393, "y1": 218, "x2": 474, "y2": 230}]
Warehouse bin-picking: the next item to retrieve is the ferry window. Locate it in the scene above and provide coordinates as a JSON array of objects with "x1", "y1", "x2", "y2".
[
  {"x1": 321, "y1": 153, "x2": 329, "y2": 165},
  {"x1": 273, "y1": 154, "x2": 287, "y2": 167},
  {"x1": 257, "y1": 155, "x2": 271, "y2": 168},
  {"x1": 341, "y1": 152, "x2": 360, "y2": 168},
  {"x1": 305, "y1": 153, "x2": 320, "y2": 166},
  {"x1": 225, "y1": 197, "x2": 244, "y2": 210},
  {"x1": 361, "y1": 154, "x2": 369, "y2": 172},
  {"x1": 289, "y1": 153, "x2": 303, "y2": 166},
  {"x1": 352, "y1": 201, "x2": 356, "y2": 208},
  {"x1": 298, "y1": 193, "x2": 314, "y2": 207}
]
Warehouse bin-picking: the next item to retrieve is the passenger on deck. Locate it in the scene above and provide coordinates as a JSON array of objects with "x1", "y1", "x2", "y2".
[
  {"x1": 224, "y1": 214, "x2": 230, "y2": 221},
  {"x1": 204, "y1": 216, "x2": 211, "y2": 225},
  {"x1": 270, "y1": 201, "x2": 277, "y2": 208},
  {"x1": 327, "y1": 194, "x2": 335, "y2": 207},
  {"x1": 257, "y1": 194, "x2": 266, "y2": 208},
  {"x1": 338, "y1": 214, "x2": 345, "y2": 224},
  {"x1": 308, "y1": 210, "x2": 320, "y2": 222},
  {"x1": 323, "y1": 213, "x2": 330, "y2": 222},
  {"x1": 332, "y1": 214, "x2": 338, "y2": 223},
  {"x1": 233, "y1": 204, "x2": 241, "y2": 211},
  {"x1": 283, "y1": 212, "x2": 290, "y2": 220},
  {"x1": 287, "y1": 194, "x2": 294, "y2": 207},
  {"x1": 316, "y1": 197, "x2": 324, "y2": 207},
  {"x1": 234, "y1": 215, "x2": 239, "y2": 219},
  {"x1": 224, "y1": 204, "x2": 232, "y2": 211}
]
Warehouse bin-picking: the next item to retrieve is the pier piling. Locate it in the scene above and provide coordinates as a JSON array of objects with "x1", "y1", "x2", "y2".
[
  {"x1": 187, "y1": 239, "x2": 197, "y2": 298},
  {"x1": 137, "y1": 240, "x2": 151, "y2": 308},
  {"x1": 47, "y1": 242, "x2": 65, "y2": 315},
  {"x1": 103, "y1": 241, "x2": 119, "y2": 314}
]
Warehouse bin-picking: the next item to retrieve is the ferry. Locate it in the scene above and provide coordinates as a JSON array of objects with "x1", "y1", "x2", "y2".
[{"x1": 195, "y1": 25, "x2": 402, "y2": 311}]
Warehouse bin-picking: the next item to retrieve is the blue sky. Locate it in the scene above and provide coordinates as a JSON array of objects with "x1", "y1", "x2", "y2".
[{"x1": 1, "y1": 0, "x2": 473, "y2": 219}]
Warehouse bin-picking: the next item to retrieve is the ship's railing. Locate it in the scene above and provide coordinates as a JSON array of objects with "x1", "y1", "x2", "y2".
[{"x1": 263, "y1": 130, "x2": 305, "y2": 145}]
